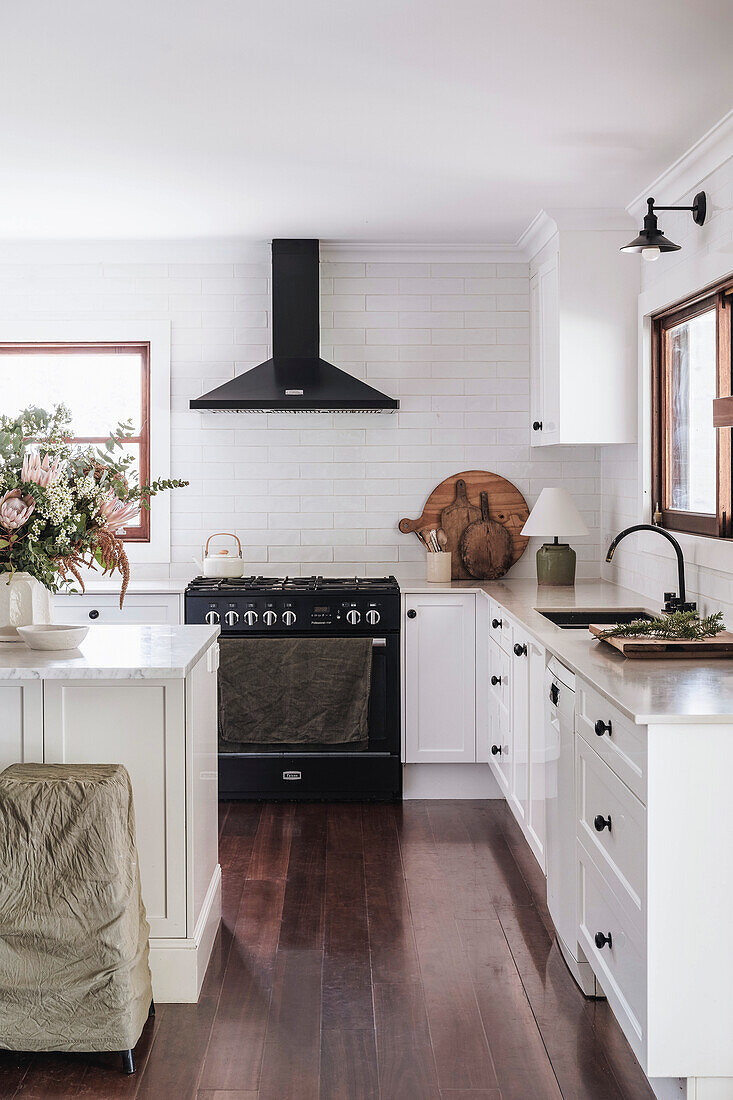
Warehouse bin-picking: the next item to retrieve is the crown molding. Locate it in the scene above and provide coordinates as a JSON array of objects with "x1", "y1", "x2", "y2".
[
  {"x1": 516, "y1": 208, "x2": 635, "y2": 261},
  {"x1": 627, "y1": 108, "x2": 733, "y2": 220},
  {"x1": 320, "y1": 241, "x2": 523, "y2": 262},
  {"x1": 0, "y1": 238, "x2": 271, "y2": 264}
]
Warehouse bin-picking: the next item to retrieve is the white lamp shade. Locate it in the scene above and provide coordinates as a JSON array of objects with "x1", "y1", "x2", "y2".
[{"x1": 521, "y1": 487, "x2": 588, "y2": 538}]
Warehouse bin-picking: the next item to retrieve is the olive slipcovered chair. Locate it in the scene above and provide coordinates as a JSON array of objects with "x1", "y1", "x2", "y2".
[{"x1": 0, "y1": 763, "x2": 153, "y2": 1074}]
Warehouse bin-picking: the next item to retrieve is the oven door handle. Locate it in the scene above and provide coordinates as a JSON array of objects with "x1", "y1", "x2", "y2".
[{"x1": 372, "y1": 637, "x2": 387, "y2": 647}]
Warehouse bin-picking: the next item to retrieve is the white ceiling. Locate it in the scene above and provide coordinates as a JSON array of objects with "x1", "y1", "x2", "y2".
[{"x1": 2, "y1": 0, "x2": 733, "y2": 243}]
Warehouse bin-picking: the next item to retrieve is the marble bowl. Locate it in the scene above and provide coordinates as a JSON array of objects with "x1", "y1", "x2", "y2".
[{"x1": 17, "y1": 624, "x2": 89, "y2": 651}]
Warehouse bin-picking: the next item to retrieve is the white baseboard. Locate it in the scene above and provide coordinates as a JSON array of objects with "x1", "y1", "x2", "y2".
[
  {"x1": 403, "y1": 763, "x2": 502, "y2": 799},
  {"x1": 148, "y1": 863, "x2": 222, "y2": 1003}
]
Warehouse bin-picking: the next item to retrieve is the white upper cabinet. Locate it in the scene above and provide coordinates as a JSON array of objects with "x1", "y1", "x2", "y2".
[
  {"x1": 528, "y1": 214, "x2": 639, "y2": 447},
  {"x1": 404, "y1": 592, "x2": 476, "y2": 763}
]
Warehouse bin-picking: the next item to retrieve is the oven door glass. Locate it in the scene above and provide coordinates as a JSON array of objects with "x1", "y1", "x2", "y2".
[{"x1": 217, "y1": 634, "x2": 400, "y2": 755}]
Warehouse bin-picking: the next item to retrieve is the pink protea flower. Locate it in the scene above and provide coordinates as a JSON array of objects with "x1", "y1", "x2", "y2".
[
  {"x1": 0, "y1": 488, "x2": 35, "y2": 532},
  {"x1": 98, "y1": 491, "x2": 139, "y2": 534},
  {"x1": 21, "y1": 451, "x2": 64, "y2": 487}
]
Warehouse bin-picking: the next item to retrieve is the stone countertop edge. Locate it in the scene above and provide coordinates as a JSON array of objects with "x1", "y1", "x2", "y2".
[
  {"x1": 402, "y1": 578, "x2": 733, "y2": 726},
  {"x1": 0, "y1": 624, "x2": 220, "y2": 680}
]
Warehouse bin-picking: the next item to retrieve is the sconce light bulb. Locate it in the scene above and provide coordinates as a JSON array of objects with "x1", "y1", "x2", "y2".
[{"x1": 642, "y1": 246, "x2": 661, "y2": 262}]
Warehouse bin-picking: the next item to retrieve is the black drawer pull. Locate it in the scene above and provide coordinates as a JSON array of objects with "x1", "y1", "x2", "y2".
[
  {"x1": 594, "y1": 718, "x2": 612, "y2": 737},
  {"x1": 491, "y1": 675, "x2": 502, "y2": 686},
  {"x1": 407, "y1": 609, "x2": 417, "y2": 619},
  {"x1": 514, "y1": 642, "x2": 527, "y2": 657},
  {"x1": 532, "y1": 420, "x2": 543, "y2": 431},
  {"x1": 492, "y1": 618, "x2": 502, "y2": 629},
  {"x1": 88, "y1": 609, "x2": 100, "y2": 620},
  {"x1": 594, "y1": 931, "x2": 613, "y2": 950},
  {"x1": 549, "y1": 683, "x2": 559, "y2": 706},
  {"x1": 594, "y1": 814, "x2": 612, "y2": 833},
  {"x1": 491, "y1": 744, "x2": 503, "y2": 756}
]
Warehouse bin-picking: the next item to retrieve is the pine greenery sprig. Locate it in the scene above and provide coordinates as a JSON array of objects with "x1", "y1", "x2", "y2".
[{"x1": 598, "y1": 610, "x2": 725, "y2": 641}]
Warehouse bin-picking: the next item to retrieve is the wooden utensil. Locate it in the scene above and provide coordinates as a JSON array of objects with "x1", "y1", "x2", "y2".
[
  {"x1": 438, "y1": 479, "x2": 481, "y2": 578},
  {"x1": 589, "y1": 624, "x2": 733, "y2": 658},
  {"x1": 459, "y1": 492, "x2": 514, "y2": 580},
  {"x1": 399, "y1": 470, "x2": 530, "y2": 579}
]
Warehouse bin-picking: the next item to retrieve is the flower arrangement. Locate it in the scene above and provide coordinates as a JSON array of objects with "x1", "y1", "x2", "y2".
[{"x1": 0, "y1": 404, "x2": 187, "y2": 606}]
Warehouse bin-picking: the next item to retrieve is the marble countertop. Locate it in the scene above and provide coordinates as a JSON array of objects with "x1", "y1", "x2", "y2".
[
  {"x1": 0, "y1": 624, "x2": 219, "y2": 679},
  {"x1": 403, "y1": 578, "x2": 733, "y2": 724}
]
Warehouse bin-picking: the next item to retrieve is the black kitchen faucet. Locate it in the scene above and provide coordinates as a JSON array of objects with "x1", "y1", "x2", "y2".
[{"x1": 605, "y1": 524, "x2": 696, "y2": 614}]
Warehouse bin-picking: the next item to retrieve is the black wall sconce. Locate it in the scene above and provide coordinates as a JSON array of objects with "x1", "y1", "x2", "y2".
[{"x1": 620, "y1": 192, "x2": 707, "y2": 261}]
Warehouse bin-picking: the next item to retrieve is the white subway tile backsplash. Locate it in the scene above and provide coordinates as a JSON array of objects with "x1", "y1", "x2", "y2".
[{"x1": 0, "y1": 249, "x2": 605, "y2": 581}]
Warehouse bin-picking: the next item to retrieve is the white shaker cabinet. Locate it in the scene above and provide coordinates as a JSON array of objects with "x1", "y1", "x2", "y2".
[
  {"x1": 54, "y1": 591, "x2": 181, "y2": 625},
  {"x1": 0, "y1": 683, "x2": 43, "y2": 774},
  {"x1": 507, "y1": 622, "x2": 547, "y2": 870},
  {"x1": 404, "y1": 592, "x2": 476, "y2": 763},
  {"x1": 529, "y1": 218, "x2": 639, "y2": 447}
]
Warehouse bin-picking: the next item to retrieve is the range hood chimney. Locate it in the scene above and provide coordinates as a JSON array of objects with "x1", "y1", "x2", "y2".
[{"x1": 190, "y1": 240, "x2": 399, "y2": 413}]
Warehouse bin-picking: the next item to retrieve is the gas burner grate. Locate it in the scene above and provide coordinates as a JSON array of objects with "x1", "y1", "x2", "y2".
[{"x1": 186, "y1": 574, "x2": 400, "y2": 595}]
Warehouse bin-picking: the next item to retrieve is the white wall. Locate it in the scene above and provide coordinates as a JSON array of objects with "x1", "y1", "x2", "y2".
[
  {"x1": 0, "y1": 241, "x2": 601, "y2": 582},
  {"x1": 602, "y1": 143, "x2": 733, "y2": 616}
]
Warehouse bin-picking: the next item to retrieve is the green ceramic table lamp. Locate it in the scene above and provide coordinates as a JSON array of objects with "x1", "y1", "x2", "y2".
[{"x1": 521, "y1": 487, "x2": 588, "y2": 586}]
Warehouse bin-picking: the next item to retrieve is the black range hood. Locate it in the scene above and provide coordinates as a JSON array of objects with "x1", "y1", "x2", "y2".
[{"x1": 190, "y1": 239, "x2": 399, "y2": 413}]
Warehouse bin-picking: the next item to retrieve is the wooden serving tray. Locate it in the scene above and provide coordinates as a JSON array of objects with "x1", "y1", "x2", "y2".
[{"x1": 589, "y1": 624, "x2": 733, "y2": 658}]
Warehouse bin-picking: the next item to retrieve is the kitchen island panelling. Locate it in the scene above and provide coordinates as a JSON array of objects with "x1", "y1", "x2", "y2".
[{"x1": 0, "y1": 625, "x2": 221, "y2": 1003}]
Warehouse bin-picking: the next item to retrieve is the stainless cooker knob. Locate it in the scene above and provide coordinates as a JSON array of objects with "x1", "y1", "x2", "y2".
[
  {"x1": 243, "y1": 610, "x2": 258, "y2": 626},
  {"x1": 282, "y1": 610, "x2": 296, "y2": 626},
  {"x1": 263, "y1": 610, "x2": 277, "y2": 626},
  {"x1": 346, "y1": 609, "x2": 361, "y2": 625},
  {"x1": 224, "y1": 611, "x2": 239, "y2": 626},
  {"x1": 366, "y1": 609, "x2": 380, "y2": 625},
  {"x1": 205, "y1": 610, "x2": 220, "y2": 625}
]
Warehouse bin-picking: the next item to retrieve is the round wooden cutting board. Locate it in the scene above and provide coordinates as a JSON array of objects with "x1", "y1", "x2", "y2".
[{"x1": 398, "y1": 470, "x2": 530, "y2": 580}]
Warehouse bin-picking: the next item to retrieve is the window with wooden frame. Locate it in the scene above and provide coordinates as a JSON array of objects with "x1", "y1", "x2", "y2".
[
  {"x1": 0, "y1": 342, "x2": 151, "y2": 542},
  {"x1": 652, "y1": 281, "x2": 733, "y2": 538}
]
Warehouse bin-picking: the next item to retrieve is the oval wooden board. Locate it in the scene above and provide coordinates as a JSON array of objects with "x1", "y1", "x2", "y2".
[{"x1": 398, "y1": 470, "x2": 530, "y2": 577}]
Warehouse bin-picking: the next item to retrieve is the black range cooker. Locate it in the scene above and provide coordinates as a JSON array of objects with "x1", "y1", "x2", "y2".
[{"x1": 185, "y1": 575, "x2": 401, "y2": 801}]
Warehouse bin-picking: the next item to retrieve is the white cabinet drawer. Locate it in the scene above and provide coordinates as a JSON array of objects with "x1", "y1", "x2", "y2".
[
  {"x1": 576, "y1": 736, "x2": 646, "y2": 930},
  {"x1": 489, "y1": 599, "x2": 512, "y2": 654},
  {"x1": 578, "y1": 846, "x2": 646, "y2": 1061},
  {"x1": 55, "y1": 592, "x2": 181, "y2": 626},
  {"x1": 576, "y1": 678, "x2": 646, "y2": 803}
]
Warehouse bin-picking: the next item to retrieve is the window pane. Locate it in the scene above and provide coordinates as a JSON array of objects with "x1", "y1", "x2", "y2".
[
  {"x1": 665, "y1": 309, "x2": 716, "y2": 514},
  {"x1": 0, "y1": 352, "x2": 143, "y2": 435}
]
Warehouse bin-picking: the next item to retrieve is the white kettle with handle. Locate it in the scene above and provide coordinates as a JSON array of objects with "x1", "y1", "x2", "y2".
[{"x1": 195, "y1": 533, "x2": 245, "y2": 578}]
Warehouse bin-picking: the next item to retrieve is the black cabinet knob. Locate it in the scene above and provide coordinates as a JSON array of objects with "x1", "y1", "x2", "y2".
[
  {"x1": 594, "y1": 931, "x2": 613, "y2": 950},
  {"x1": 407, "y1": 609, "x2": 417, "y2": 618},
  {"x1": 594, "y1": 814, "x2": 612, "y2": 833},
  {"x1": 492, "y1": 618, "x2": 502, "y2": 629},
  {"x1": 491, "y1": 675, "x2": 502, "y2": 686},
  {"x1": 514, "y1": 643, "x2": 527, "y2": 657},
  {"x1": 594, "y1": 719, "x2": 612, "y2": 737},
  {"x1": 88, "y1": 609, "x2": 100, "y2": 620},
  {"x1": 491, "y1": 744, "x2": 502, "y2": 756},
  {"x1": 532, "y1": 420, "x2": 543, "y2": 431}
]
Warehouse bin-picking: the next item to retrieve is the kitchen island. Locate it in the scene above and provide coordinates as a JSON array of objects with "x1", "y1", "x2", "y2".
[{"x1": 0, "y1": 624, "x2": 221, "y2": 1003}]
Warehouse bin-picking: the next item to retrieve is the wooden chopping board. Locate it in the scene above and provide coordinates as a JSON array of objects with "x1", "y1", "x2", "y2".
[
  {"x1": 398, "y1": 470, "x2": 530, "y2": 580},
  {"x1": 439, "y1": 479, "x2": 480, "y2": 579},
  {"x1": 589, "y1": 624, "x2": 733, "y2": 659},
  {"x1": 459, "y1": 491, "x2": 513, "y2": 580}
]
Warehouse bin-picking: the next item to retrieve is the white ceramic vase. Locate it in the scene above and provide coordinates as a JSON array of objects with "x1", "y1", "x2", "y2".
[{"x1": 0, "y1": 572, "x2": 54, "y2": 633}]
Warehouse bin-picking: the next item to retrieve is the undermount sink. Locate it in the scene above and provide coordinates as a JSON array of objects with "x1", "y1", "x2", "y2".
[{"x1": 537, "y1": 608, "x2": 656, "y2": 630}]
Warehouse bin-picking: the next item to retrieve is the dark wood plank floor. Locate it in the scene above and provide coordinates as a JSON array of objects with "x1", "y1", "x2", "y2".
[{"x1": 1, "y1": 800, "x2": 655, "y2": 1100}]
